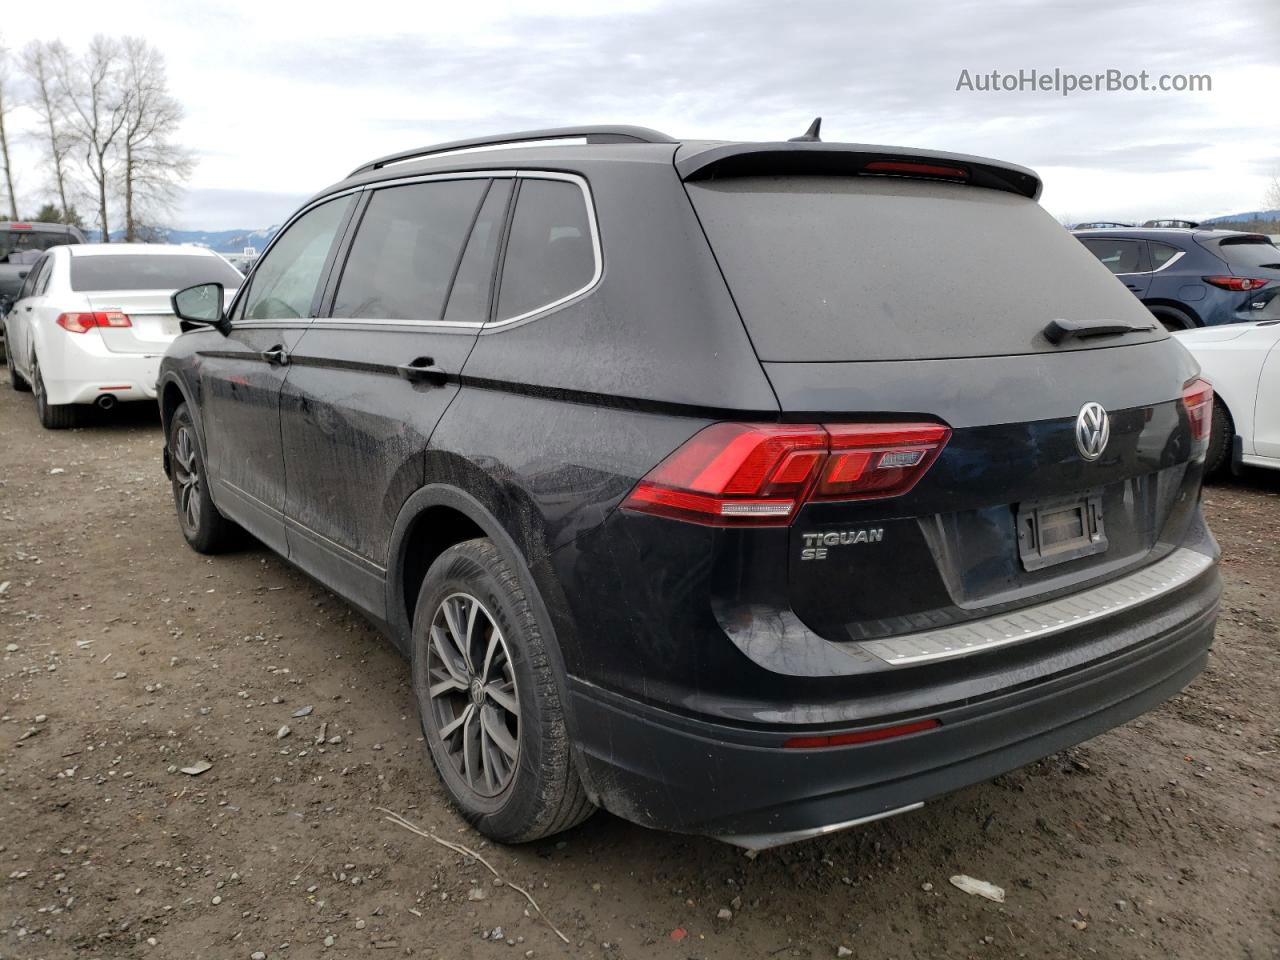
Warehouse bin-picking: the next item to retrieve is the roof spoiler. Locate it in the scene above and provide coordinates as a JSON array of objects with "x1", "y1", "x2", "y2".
[{"x1": 675, "y1": 142, "x2": 1042, "y2": 200}]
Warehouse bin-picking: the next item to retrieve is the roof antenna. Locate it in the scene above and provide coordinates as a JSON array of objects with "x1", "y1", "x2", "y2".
[{"x1": 788, "y1": 117, "x2": 822, "y2": 142}]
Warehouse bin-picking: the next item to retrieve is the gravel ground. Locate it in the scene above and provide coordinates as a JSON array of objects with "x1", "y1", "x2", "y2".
[{"x1": 1, "y1": 383, "x2": 1277, "y2": 960}]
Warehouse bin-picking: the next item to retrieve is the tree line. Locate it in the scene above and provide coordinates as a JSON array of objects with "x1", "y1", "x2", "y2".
[{"x1": 0, "y1": 34, "x2": 193, "y2": 242}]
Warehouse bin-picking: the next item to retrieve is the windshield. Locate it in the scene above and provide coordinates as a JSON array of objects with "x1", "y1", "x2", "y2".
[
  {"x1": 0, "y1": 229, "x2": 75, "y2": 263},
  {"x1": 687, "y1": 176, "x2": 1167, "y2": 362},
  {"x1": 70, "y1": 254, "x2": 244, "y2": 292}
]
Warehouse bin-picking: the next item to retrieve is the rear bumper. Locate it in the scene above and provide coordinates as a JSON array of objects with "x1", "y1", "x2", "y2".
[
  {"x1": 568, "y1": 562, "x2": 1219, "y2": 846},
  {"x1": 40, "y1": 333, "x2": 161, "y2": 405}
]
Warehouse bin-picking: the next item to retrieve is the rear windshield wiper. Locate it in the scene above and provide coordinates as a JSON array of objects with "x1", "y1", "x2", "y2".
[{"x1": 1042, "y1": 317, "x2": 1158, "y2": 345}]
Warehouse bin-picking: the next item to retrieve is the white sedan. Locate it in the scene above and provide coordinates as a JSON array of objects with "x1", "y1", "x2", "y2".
[
  {"x1": 1175, "y1": 320, "x2": 1280, "y2": 476},
  {"x1": 3, "y1": 244, "x2": 240, "y2": 428}
]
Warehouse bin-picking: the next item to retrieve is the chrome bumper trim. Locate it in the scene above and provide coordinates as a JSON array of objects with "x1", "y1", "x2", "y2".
[
  {"x1": 860, "y1": 548, "x2": 1214, "y2": 667},
  {"x1": 719, "y1": 802, "x2": 924, "y2": 851}
]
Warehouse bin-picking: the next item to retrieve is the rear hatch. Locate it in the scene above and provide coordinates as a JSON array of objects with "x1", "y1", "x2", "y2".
[
  {"x1": 1204, "y1": 234, "x2": 1280, "y2": 320},
  {"x1": 685, "y1": 171, "x2": 1203, "y2": 644}
]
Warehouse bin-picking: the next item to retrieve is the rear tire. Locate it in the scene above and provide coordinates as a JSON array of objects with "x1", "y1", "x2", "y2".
[
  {"x1": 6, "y1": 340, "x2": 30, "y2": 392},
  {"x1": 32, "y1": 356, "x2": 77, "y2": 429},
  {"x1": 412, "y1": 538, "x2": 594, "y2": 843},
  {"x1": 1204, "y1": 399, "x2": 1233, "y2": 480},
  {"x1": 1151, "y1": 307, "x2": 1195, "y2": 332},
  {"x1": 168, "y1": 402, "x2": 241, "y2": 553}
]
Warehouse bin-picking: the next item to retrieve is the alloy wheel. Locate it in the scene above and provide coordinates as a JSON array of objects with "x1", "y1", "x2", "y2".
[
  {"x1": 426, "y1": 592, "x2": 520, "y2": 797},
  {"x1": 172, "y1": 425, "x2": 203, "y2": 533},
  {"x1": 32, "y1": 357, "x2": 45, "y2": 412}
]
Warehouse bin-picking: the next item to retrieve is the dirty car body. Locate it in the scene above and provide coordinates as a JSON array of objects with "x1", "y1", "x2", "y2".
[{"x1": 158, "y1": 125, "x2": 1221, "y2": 848}]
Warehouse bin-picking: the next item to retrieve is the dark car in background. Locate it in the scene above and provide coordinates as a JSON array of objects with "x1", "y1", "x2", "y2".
[
  {"x1": 1074, "y1": 227, "x2": 1280, "y2": 330},
  {"x1": 158, "y1": 125, "x2": 1220, "y2": 849},
  {"x1": 1, "y1": 221, "x2": 88, "y2": 358}
]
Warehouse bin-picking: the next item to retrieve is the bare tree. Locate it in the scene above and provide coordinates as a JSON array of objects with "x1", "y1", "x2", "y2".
[
  {"x1": 1266, "y1": 172, "x2": 1280, "y2": 214},
  {"x1": 52, "y1": 36, "x2": 131, "y2": 241},
  {"x1": 21, "y1": 40, "x2": 76, "y2": 221},
  {"x1": 0, "y1": 39, "x2": 19, "y2": 220},
  {"x1": 118, "y1": 37, "x2": 192, "y2": 242}
]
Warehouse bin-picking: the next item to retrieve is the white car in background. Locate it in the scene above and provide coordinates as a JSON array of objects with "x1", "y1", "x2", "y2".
[
  {"x1": 3, "y1": 244, "x2": 241, "y2": 429},
  {"x1": 1175, "y1": 320, "x2": 1280, "y2": 476}
]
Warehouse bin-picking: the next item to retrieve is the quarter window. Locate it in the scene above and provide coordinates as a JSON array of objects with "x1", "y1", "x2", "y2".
[
  {"x1": 496, "y1": 179, "x2": 595, "y2": 322},
  {"x1": 1081, "y1": 238, "x2": 1143, "y2": 275},
  {"x1": 240, "y1": 195, "x2": 354, "y2": 321},
  {"x1": 332, "y1": 179, "x2": 489, "y2": 321},
  {"x1": 1149, "y1": 242, "x2": 1182, "y2": 270}
]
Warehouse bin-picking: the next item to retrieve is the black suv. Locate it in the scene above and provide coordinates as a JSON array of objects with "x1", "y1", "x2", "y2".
[{"x1": 159, "y1": 125, "x2": 1221, "y2": 849}]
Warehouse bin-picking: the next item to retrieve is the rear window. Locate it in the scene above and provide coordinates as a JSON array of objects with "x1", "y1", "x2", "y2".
[
  {"x1": 1217, "y1": 236, "x2": 1280, "y2": 272},
  {"x1": 0, "y1": 229, "x2": 75, "y2": 262},
  {"x1": 70, "y1": 254, "x2": 242, "y2": 292},
  {"x1": 687, "y1": 177, "x2": 1165, "y2": 362}
]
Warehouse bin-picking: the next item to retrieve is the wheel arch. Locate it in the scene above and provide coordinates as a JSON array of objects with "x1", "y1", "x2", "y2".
[
  {"x1": 385, "y1": 482, "x2": 591, "y2": 783},
  {"x1": 1143, "y1": 299, "x2": 1202, "y2": 329}
]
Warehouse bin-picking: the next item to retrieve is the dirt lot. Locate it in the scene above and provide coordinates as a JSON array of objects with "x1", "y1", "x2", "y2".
[{"x1": 0, "y1": 381, "x2": 1277, "y2": 960}]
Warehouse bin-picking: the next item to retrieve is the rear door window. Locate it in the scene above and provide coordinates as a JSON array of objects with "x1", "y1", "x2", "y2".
[
  {"x1": 35, "y1": 255, "x2": 55, "y2": 295},
  {"x1": 443, "y1": 179, "x2": 513, "y2": 325},
  {"x1": 1081, "y1": 238, "x2": 1145, "y2": 275},
  {"x1": 687, "y1": 177, "x2": 1165, "y2": 362},
  {"x1": 332, "y1": 179, "x2": 489, "y2": 321},
  {"x1": 495, "y1": 178, "x2": 596, "y2": 322},
  {"x1": 17, "y1": 256, "x2": 47, "y2": 300}
]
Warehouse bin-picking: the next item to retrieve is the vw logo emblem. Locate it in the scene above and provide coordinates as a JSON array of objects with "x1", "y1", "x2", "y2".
[{"x1": 1075, "y1": 402, "x2": 1110, "y2": 461}]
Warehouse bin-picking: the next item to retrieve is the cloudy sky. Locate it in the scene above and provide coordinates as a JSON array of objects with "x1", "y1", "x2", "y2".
[{"x1": 2, "y1": 0, "x2": 1277, "y2": 231}]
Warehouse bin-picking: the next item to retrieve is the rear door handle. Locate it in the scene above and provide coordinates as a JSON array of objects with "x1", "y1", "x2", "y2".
[
  {"x1": 261, "y1": 346, "x2": 289, "y2": 366},
  {"x1": 396, "y1": 357, "x2": 447, "y2": 385}
]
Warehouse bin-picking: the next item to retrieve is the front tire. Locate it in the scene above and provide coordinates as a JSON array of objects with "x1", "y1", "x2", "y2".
[
  {"x1": 412, "y1": 538, "x2": 594, "y2": 843},
  {"x1": 168, "y1": 403, "x2": 240, "y2": 553},
  {"x1": 32, "y1": 355, "x2": 77, "y2": 429}
]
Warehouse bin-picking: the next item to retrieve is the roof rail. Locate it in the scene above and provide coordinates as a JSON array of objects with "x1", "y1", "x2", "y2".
[{"x1": 348, "y1": 125, "x2": 678, "y2": 177}]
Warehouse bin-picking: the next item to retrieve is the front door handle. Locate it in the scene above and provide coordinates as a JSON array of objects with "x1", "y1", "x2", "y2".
[
  {"x1": 261, "y1": 346, "x2": 289, "y2": 366},
  {"x1": 396, "y1": 357, "x2": 447, "y2": 385}
]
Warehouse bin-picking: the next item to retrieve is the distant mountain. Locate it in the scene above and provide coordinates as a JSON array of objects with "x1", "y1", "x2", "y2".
[
  {"x1": 1200, "y1": 209, "x2": 1280, "y2": 226},
  {"x1": 105, "y1": 226, "x2": 280, "y2": 253}
]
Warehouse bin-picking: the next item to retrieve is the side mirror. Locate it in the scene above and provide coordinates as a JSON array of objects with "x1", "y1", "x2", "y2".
[{"x1": 172, "y1": 282, "x2": 230, "y2": 335}]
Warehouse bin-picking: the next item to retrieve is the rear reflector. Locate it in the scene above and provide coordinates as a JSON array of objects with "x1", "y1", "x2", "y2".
[
  {"x1": 1202, "y1": 276, "x2": 1270, "y2": 292},
  {"x1": 622, "y1": 421, "x2": 950, "y2": 526},
  {"x1": 56, "y1": 311, "x2": 132, "y2": 334},
  {"x1": 1182, "y1": 378, "x2": 1213, "y2": 443},
  {"x1": 863, "y1": 160, "x2": 969, "y2": 180},
  {"x1": 784, "y1": 718, "x2": 941, "y2": 749}
]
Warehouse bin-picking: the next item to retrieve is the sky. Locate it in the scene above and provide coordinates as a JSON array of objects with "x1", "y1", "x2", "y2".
[{"x1": 1, "y1": 0, "x2": 1277, "y2": 231}]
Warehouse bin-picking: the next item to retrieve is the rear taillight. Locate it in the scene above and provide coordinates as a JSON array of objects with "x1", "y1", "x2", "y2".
[
  {"x1": 1202, "y1": 276, "x2": 1270, "y2": 292},
  {"x1": 1182, "y1": 378, "x2": 1213, "y2": 443},
  {"x1": 622, "y1": 421, "x2": 951, "y2": 526},
  {"x1": 56, "y1": 311, "x2": 132, "y2": 334}
]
